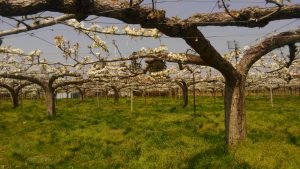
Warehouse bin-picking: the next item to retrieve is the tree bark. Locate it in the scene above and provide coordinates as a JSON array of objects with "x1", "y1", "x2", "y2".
[
  {"x1": 45, "y1": 89, "x2": 56, "y2": 117},
  {"x1": 224, "y1": 75, "x2": 246, "y2": 146},
  {"x1": 11, "y1": 92, "x2": 19, "y2": 108},
  {"x1": 111, "y1": 86, "x2": 119, "y2": 103},
  {"x1": 76, "y1": 87, "x2": 85, "y2": 100},
  {"x1": 176, "y1": 81, "x2": 188, "y2": 108},
  {"x1": 212, "y1": 88, "x2": 216, "y2": 104},
  {"x1": 0, "y1": 83, "x2": 19, "y2": 108}
]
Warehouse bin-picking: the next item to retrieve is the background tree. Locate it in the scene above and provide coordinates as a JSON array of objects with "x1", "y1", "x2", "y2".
[{"x1": 0, "y1": 80, "x2": 31, "y2": 108}]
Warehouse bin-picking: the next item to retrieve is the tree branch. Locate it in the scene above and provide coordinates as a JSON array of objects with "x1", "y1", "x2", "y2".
[
  {"x1": 184, "y1": 4, "x2": 300, "y2": 28},
  {"x1": 53, "y1": 79, "x2": 90, "y2": 90},
  {"x1": 0, "y1": 14, "x2": 76, "y2": 37},
  {"x1": 0, "y1": 73, "x2": 45, "y2": 89},
  {"x1": 239, "y1": 28, "x2": 300, "y2": 73},
  {"x1": 0, "y1": 82, "x2": 15, "y2": 94},
  {"x1": 15, "y1": 81, "x2": 32, "y2": 93},
  {"x1": 49, "y1": 73, "x2": 80, "y2": 87}
]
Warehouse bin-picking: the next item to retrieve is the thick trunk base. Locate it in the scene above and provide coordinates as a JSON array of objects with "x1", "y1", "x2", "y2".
[
  {"x1": 45, "y1": 91, "x2": 56, "y2": 117},
  {"x1": 225, "y1": 77, "x2": 246, "y2": 146},
  {"x1": 11, "y1": 93, "x2": 19, "y2": 109}
]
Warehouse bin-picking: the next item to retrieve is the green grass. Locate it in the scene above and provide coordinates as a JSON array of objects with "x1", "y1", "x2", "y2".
[{"x1": 0, "y1": 95, "x2": 299, "y2": 169}]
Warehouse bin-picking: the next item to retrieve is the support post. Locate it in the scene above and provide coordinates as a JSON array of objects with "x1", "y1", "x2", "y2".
[
  {"x1": 193, "y1": 73, "x2": 196, "y2": 117},
  {"x1": 96, "y1": 81, "x2": 100, "y2": 108},
  {"x1": 270, "y1": 86, "x2": 273, "y2": 107},
  {"x1": 131, "y1": 86, "x2": 133, "y2": 113}
]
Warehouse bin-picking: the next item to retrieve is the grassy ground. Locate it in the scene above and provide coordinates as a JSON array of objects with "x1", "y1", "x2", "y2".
[{"x1": 0, "y1": 95, "x2": 299, "y2": 169}]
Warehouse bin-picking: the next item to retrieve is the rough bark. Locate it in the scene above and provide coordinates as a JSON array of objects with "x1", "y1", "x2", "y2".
[
  {"x1": 224, "y1": 75, "x2": 246, "y2": 146},
  {"x1": 1, "y1": 1, "x2": 299, "y2": 28},
  {"x1": 239, "y1": 29, "x2": 300, "y2": 73},
  {"x1": 176, "y1": 81, "x2": 188, "y2": 108},
  {"x1": 0, "y1": 83, "x2": 18, "y2": 108},
  {"x1": 45, "y1": 89, "x2": 56, "y2": 117},
  {"x1": 185, "y1": 4, "x2": 300, "y2": 28},
  {"x1": 11, "y1": 92, "x2": 19, "y2": 108}
]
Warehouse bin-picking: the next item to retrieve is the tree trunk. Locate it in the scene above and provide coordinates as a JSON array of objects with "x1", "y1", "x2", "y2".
[
  {"x1": 0, "y1": 84, "x2": 20, "y2": 108},
  {"x1": 80, "y1": 89, "x2": 85, "y2": 100},
  {"x1": 11, "y1": 92, "x2": 19, "y2": 108},
  {"x1": 224, "y1": 76, "x2": 246, "y2": 146},
  {"x1": 180, "y1": 81, "x2": 188, "y2": 108},
  {"x1": 143, "y1": 90, "x2": 147, "y2": 105},
  {"x1": 37, "y1": 90, "x2": 41, "y2": 100},
  {"x1": 106, "y1": 89, "x2": 109, "y2": 100},
  {"x1": 45, "y1": 90, "x2": 56, "y2": 117},
  {"x1": 111, "y1": 86, "x2": 119, "y2": 103},
  {"x1": 66, "y1": 89, "x2": 69, "y2": 101},
  {"x1": 212, "y1": 88, "x2": 216, "y2": 104},
  {"x1": 76, "y1": 87, "x2": 85, "y2": 101}
]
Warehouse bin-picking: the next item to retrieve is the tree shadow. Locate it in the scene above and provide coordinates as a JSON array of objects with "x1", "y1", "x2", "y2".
[{"x1": 186, "y1": 133, "x2": 251, "y2": 169}]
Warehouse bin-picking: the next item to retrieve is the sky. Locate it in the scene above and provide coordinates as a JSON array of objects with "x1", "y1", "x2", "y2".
[{"x1": 0, "y1": 0, "x2": 299, "y2": 63}]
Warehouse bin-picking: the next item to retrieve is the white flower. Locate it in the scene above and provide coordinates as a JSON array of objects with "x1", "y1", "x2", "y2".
[
  {"x1": 54, "y1": 35, "x2": 64, "y2": 47},
  {"x1": 243, "y1": 45, "x2": 250, "y2": 50}
]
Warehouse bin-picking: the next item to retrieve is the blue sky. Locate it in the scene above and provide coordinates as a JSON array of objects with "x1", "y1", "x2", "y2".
[{"x1": 0, "y1": 0, "x2": 299, "y2": 63}]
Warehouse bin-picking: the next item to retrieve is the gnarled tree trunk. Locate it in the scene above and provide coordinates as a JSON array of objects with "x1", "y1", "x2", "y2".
[
  {"x1": 176, "y1": 81, "x2": 188, "y2": 108},
  {"x1": 224, "y1": 75, "x2": 246, "y2": 146},
  {"x1": 0, "y1": 83, "x2": 19, "y2": 108}
]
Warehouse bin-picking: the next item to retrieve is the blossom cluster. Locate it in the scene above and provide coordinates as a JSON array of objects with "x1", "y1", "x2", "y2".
[
  {"x1": 89, "y1": 33, "x2": 108, "y2": 52},
  {"x1": 66, "y1": 19, "x2": 161, "y2": 39},
  {"x1": 123, "y1": 25, "x2": 161, "y2": 38},
  {"x1": 150, "y1": 67, "x2": 177, "y2": 77},
  {"x1": 0, "y1": 46, "x2": 24, "y2": 56},
  {"x1": 26, "y1": 50, "x2": 42, "y2": 62},
  {"x1": 138, "y1": 45, "x2": 187, "y2": 62},
  {"x1": 88, "y1": 63, "x2": 127, "y2": 78}
]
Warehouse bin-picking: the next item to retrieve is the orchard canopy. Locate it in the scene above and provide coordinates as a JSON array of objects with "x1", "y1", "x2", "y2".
[{"x1": 0, "y1": 0, "x2": 299, "y2": 146}]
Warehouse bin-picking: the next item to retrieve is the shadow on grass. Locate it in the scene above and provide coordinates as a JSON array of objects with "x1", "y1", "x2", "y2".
[{"x1": 186, "y1": 132, "x2": 251, "y2": 169}]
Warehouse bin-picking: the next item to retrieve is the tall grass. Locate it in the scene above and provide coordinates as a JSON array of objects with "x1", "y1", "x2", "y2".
[{"x1": 0, "y1": 95, "x2": 299, "y2": 168}]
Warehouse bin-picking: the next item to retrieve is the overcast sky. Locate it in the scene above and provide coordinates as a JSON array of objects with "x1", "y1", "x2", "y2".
[{"x1": 0, "y1": 0, "x2": 299, "y2": 63}]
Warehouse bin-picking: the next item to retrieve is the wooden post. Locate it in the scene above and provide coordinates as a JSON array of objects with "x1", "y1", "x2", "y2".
[
  {"x1": 131, "y1": 86, "x2": 133, "y2": 113},
  {"x1": 19, "y1": 80, "x2": 23, "y2": 113},
  {"x1": 270, "y1": 86, "x2": 273, "y2": 107},
  {"x1": 96, "y1": 81, "x2": 100, "y2": 108},
  {"x1": 144, "y1": 90, "x2": 147, "y2": 105},
  {"x1": 193, "y1": 73, "x2": 196, "y2": 117}
]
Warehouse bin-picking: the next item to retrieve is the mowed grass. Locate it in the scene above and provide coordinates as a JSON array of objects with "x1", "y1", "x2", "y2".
[{"x1": 0, "y1": 95, "x2": 299, "y2": 169}]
